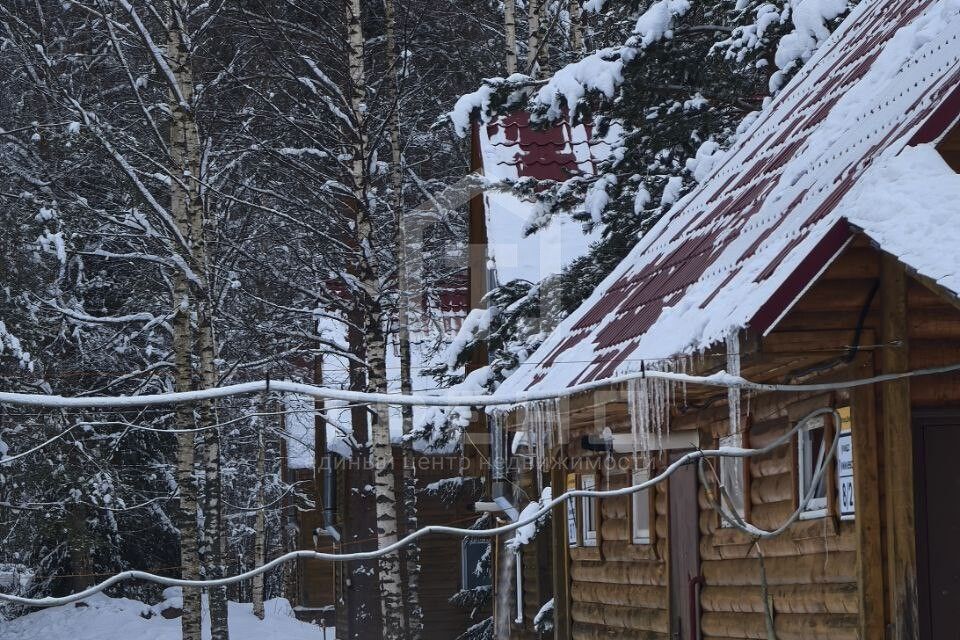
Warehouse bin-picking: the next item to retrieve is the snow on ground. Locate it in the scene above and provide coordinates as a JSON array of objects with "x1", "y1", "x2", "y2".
[{"x1": 0, "y1": 594, "x2": 332, "y2": 640}]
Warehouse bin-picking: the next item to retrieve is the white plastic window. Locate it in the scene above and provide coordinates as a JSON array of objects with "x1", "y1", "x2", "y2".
[
  {"x1": 799, "y1": 416, "x2": 829, "y2": 519},
  {"x1": 631, "y1": 469, "x2": 651, "y2": 544},
  {"x1": 580, "y1": 475, "x2": 598, "y2": 547}
]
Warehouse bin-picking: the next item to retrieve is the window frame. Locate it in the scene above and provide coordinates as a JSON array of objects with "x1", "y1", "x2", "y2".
[
  {"x1": 630, "y1": 468, "x2": 652, "y2": 545},
  {"x1": 460, "y1": 538, "x2": 491, "y2": 591},
  {"x1": 579, "y1": 474, "x2": 599, "y2": 547},
  {"x1": 798, "y1": 415, "x2": 830, "y2": 520}
]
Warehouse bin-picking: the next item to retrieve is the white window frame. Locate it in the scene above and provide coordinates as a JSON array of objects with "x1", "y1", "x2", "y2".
[
  {"x1": 566, "y1": 473, "x2": 579, "y2": 547},
  {"x1": 718, "y1": 434, "x2": 746, "y2": 527},
  {"x1": 579, "y1": 475, "x2": 598, "y2": 547},
  {"x1": 798, "y1": 415, "x2": 829, "y2": 520},
  {"x1": 631, "y1": 469, "x2": 651, "y2": 545}
]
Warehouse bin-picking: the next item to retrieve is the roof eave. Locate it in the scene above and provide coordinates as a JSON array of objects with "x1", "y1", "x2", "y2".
[{"x1": 748, "y1": 219, "x2": 854, "y2": 337}]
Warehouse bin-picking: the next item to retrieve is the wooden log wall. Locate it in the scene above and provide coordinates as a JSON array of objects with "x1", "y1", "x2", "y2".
[
  {"x1": 738, "y1": 238, "x2": 960, "y2": 639},
  {"x1": 567, "y1": 462, "x2": 670, "y2": 640},
  {"x1": 699, "y1": 396, "x2": 859, "y2": 640}
]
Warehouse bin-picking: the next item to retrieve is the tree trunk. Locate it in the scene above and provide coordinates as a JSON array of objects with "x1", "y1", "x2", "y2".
[
  {"x1": 67, "y1": 505, "x2": 91, "y2": 595},
  {"x1": 171, "y1": 266, "x2": 200, "y2": 640},
  {"x1": 168, "y1": 1, "x2": 202, "y2": 636},
  {"x1": 199, "y1": 309, "x2": 228, "y2": 640},
  {"x1": 343, "y1": 0, "x2": 405, "y2": 636},
  {"x1": 504, "y1": 0, "x2": 518, "y2": 75},
  {"x1": 526, "y1": 0, "x2": 541, "y2": 75},
  {"x1": 527, "y1": 0, "x2": 550, "y2": 75},
  {"x1": 367, "y1": 331, "x2": 406, "y2": 640},
  {"x1": 169, "y1": 1, "x2": 227, "y2": 636},
  {"x1": 384, "y1": 2, "x2": 422, "y2": 637},
  {"x1": 569, "y1": 0, "x2": 584, "y2": 56},
  {"x1": 252, "y1": 388, "x2": 268, "y2": 620}
]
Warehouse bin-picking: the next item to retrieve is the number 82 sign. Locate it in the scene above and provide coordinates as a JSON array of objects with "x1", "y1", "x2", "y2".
[{"x1": 837, "y1": 431, "x2": 855, "y2": 520}]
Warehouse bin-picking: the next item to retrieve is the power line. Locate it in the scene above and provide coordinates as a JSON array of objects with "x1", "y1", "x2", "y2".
[
  {"x1": 0, "y1": 408, "x2": 830, "y2": 608},
  {"x1": 0, "y1": 362, "x2": 957, "y2": 409}
]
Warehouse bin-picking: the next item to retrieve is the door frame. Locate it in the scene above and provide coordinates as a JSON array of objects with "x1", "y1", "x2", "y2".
[
  {"x1": 667, "y1": 450, "x2": 701, "y2": 640},
  {"x1": 913, "y1": 408, "x2": 960, "y2": 640}
]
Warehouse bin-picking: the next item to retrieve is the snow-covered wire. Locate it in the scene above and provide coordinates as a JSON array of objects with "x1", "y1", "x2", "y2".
[
  {"x1": 0, "y1": 409, "x2": 842, "y2": 607},
  {"x1": 0, "y1": 362, "x2": 957, "y2": 409}
]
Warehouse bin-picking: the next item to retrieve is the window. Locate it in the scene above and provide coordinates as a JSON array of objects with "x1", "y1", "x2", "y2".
[
  {"x1": 719, "y1": 434, "x2": 745, "y2": 526},
  {"x1": 579, "y1": 475, "x2": 598, "y2": 547},
  {"x1": 799, "y1": 416, "x2": 829, "y2": 519},
  {"x1": 461, "y1": 538, "x2": 491, "y2": 590},
  {"x1": 631, "y1": 469, "x2": 651, "y2": 545},
  {"x1": 566, "y1": 473, "x2": 578, "y2": 547}
]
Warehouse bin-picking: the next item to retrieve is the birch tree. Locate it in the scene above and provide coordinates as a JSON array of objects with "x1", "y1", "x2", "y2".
[
  {"x1": 251, "y1": 391, "x2": 268, "y2": 620},
  {"x1": 505, "y1": 0, "x2": 519, "y2": 74},
  {"x1": 342, "y1": 0, "x2": 406, "y2": 634},
  {"x1": 384, "y1": 0, "x2": 423, "y2": 634},
  {"x1": 569, "y1": 0, "x2": 585, "y2": 55}
]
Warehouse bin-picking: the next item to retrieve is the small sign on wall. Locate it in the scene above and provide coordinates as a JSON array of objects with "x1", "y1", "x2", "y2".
[
  {"x1": 566, "y1": 473, "x2": 578, "y2": 546},
  {"x1": 836, "y1": 407, "x2": 855, "y2": 520}
]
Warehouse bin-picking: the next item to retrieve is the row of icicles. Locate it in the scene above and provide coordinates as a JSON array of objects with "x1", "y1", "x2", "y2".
[{"x1": 510, "y1": 335, "x2": 744, "y2": 474}]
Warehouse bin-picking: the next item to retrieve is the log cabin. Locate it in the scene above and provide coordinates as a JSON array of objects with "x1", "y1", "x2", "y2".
[
  {"x1": 476, "y1": 2, "x2": 960, "y2": 638},
  {"x1": 280, "y1": 444, "x2": 481, "y2": 638}
]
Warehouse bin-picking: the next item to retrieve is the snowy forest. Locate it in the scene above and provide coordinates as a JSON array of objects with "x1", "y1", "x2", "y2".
[{"x1": 0, "y1": 0, "x2": 870, "y2": 639}]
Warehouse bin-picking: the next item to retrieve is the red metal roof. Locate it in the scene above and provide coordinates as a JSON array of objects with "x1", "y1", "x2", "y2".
[{"x1": 479, "y1": 111, "x2": 600, "y2": 183}]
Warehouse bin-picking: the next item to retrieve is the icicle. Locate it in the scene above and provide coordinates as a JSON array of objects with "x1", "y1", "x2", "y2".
[
  {"x1": 522, "y1": 403, "x2": 537, "y2": 493},
  {"x1": 626, "y1": 358, "x2": 677, "y2": 468},
  {"x1": 551, "y1": 397, "x2": 560, "y2": 455},
  {"x1": 680, "y1": 355, "x2": 689, "y2": 407},
  {"x1": 534, "y1": 401, "x2": 544, "y2": 496},
  {"x1": 519, "y1": 399, "x2": 561, "y2": 496},
  {"x1": 491, "y1": 411, "x2": 506, "y2": 484},
  {"x1": 726, "y1": 329, "x2": 741, "y2": 443},
  {"x1": 627, "y1": 376, "x2": 644, "y2": 468}
]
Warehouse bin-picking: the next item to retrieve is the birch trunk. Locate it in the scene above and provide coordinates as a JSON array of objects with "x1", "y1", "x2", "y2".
[
  {"x1": 504, "y1": 0, "x2": 518, "y2": 75},
  {"x1": 569, "y1": 0, "x2": 584, "y2": 56},
  {"x1": 168, "y1": 2, "x2": 202, "y2": 637},
  {"x1": 385, "y1": 1, "x2": 421, "y2": 636},
  {"x1": 169, "y1": 1, "x2": 227, "y2": 637},
  {"x1": 538, "y1": 0, "x2": 550, "y2": 73},
  {"x1": 251, "y1": 389, "x2": 268, "y2": 620},
  {"x1": 343, "y1": 0, "x2": 405, "y2": 636},
  {"x1": 526, "y1": 0, "x2": 541, "y2": 74},
  {"x1": 198, "y1": 265, "x2": 228, "y2": 639}
]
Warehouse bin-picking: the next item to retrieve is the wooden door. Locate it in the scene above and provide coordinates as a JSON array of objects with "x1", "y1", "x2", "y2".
[
  {"x1": 669, "y1": 454, "x2": 701, "y2": 640},
  {"x1": 915, "y1": 414, "x2": 960, "y2": 640}
]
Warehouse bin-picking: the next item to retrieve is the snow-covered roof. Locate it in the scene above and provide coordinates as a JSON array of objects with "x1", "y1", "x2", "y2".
[
  {"x1": 496, "y1": 0, "x2": 960, "y2": 396},
  {"x1": 477, "y1": 112, "x2": 614, "y2": 285}
]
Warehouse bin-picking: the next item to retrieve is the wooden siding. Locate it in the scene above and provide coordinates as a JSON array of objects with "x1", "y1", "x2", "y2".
[
  {"x1": 498, "y1": 235, "x2": 960, "y2": 639},
  {"x1": 698, "y1": 392, "x2": 859, "y2": 640},
  {"x1": 569, "y1": 467, "x2": 669, "y2": 640}
]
